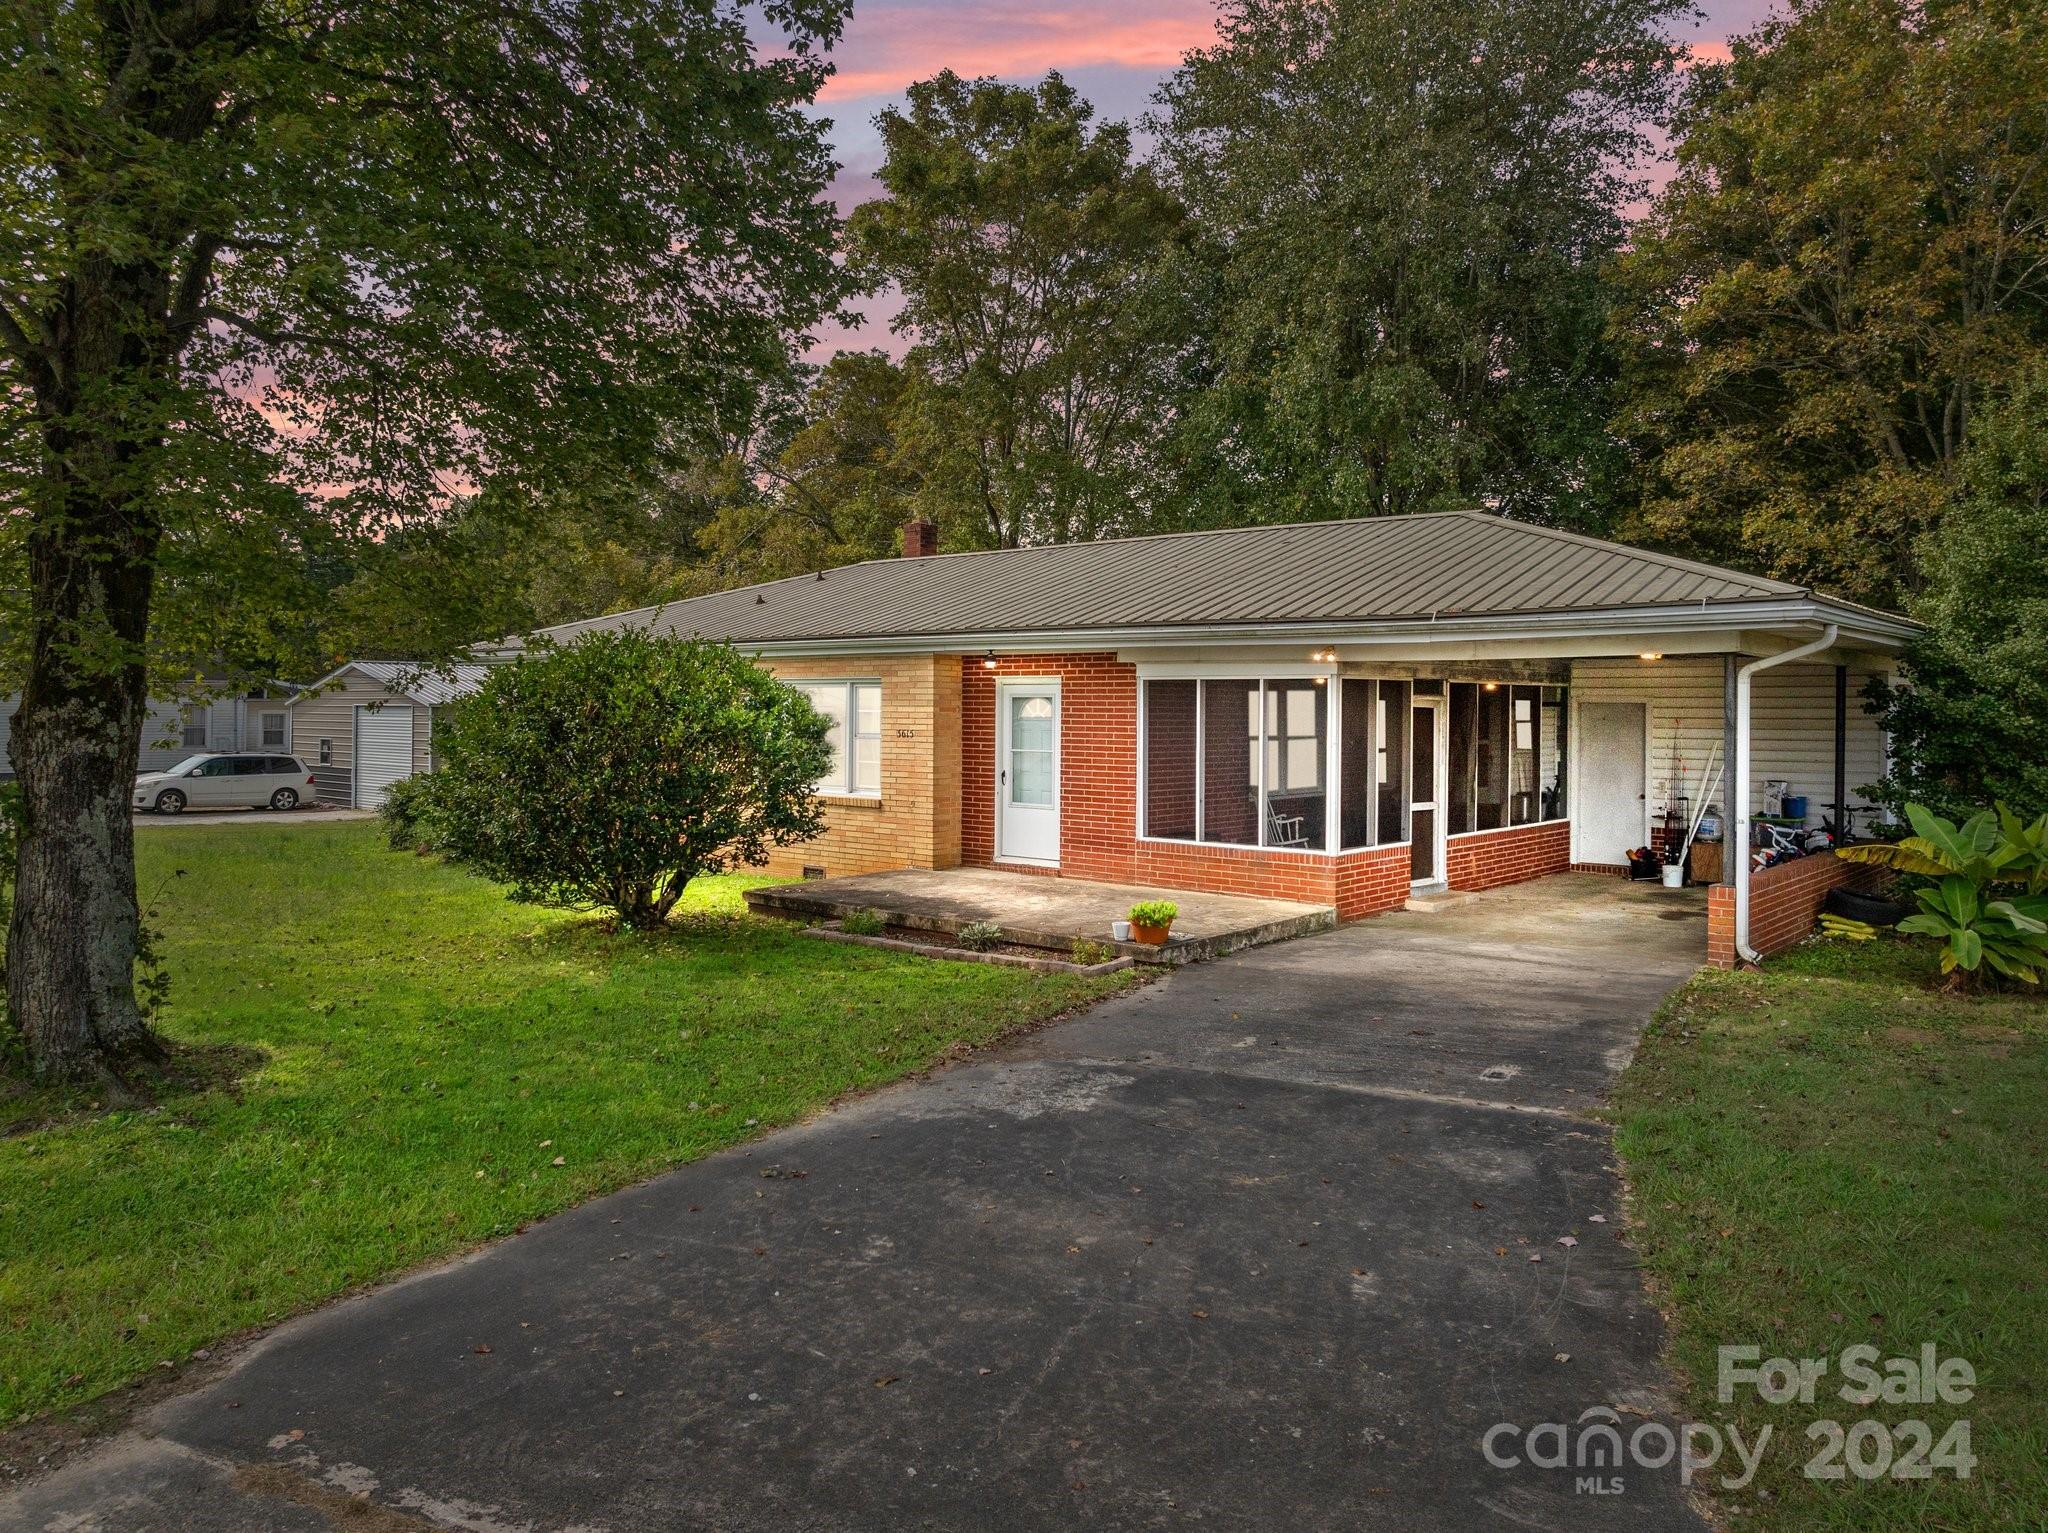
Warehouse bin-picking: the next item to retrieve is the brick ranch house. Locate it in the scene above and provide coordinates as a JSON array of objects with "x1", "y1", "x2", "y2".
[{"x1": 329, "y1": 512, "x2": 1918, "y2": 967}]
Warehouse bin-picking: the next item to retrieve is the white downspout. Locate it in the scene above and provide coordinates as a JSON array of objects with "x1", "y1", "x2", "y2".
[{"x1": 1734, "y1": 624, "x2": 1840, "y2": 963}]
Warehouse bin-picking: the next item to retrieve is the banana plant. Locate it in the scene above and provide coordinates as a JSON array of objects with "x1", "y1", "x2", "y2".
[{"x1": 1841, "y1": 803, "x2": 2048, "y2": 986}]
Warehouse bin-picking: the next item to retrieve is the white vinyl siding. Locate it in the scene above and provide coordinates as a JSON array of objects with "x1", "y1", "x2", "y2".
[
  {"x1": 1570, "y1": 654, "x2": 1893, "y2": 825},
  {"x1": 1571, "y1": 656, "x2": 1725, "y2": 827},
  {"x1": 1749, "y1": 662, "x2": 1892, "y2": 816}
]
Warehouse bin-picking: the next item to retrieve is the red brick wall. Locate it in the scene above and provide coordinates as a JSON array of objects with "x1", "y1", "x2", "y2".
[
  {"x1": 1706, "y1": 850, "x2": 1889, "y2": 968},
  {"x1": 960, "y1": 654, "x2": 1414, "y2": 918},
  {"x1": 1446, "y1": 821, "x2": 1572, "y2": 892}
]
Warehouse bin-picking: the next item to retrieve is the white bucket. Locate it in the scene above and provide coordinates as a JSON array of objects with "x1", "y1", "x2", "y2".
[
  {"x1": 1111, "y1": 920, "x2": 1131, "y2": 942},
  {"x1": 1660, "y1": 863, "x2": 1685, "y2": 889}
]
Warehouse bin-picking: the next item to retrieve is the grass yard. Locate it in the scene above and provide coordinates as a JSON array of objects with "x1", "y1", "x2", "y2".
[
  {"x1": 1612, "y1": 938, "x2": 2046, "y2": 1532},
  {"x1": 0, "y1": 820, "x2": 1136, "y2": 1426}
]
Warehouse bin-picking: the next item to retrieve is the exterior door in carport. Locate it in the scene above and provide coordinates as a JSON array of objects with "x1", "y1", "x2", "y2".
[{"x1": 1577, "y1": 701, "x2": 1646, "y2": 864}]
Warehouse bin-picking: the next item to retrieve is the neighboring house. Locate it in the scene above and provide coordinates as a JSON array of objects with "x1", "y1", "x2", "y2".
[
  {"x1": 0, "y1": 682, "x2": 297, "y2": 777},
  {"x1": 506, "y1": 510, "x2": 1916, "y2": 968},
  {"x1": 288, "y1": 661, "x2": 495, "y2": 808}
]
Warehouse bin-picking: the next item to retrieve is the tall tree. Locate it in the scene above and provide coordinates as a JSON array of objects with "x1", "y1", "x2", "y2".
[
  {"x1": 1868, "y1": 363, "x2": 2048, "y2": 817},
  {"x1": 1150, "y1": 0, "x2": 1682, "y2": 530},
  {"x1": 689, "y1": 351, "x2": 923, "y2": 587},
  {"x1": 0, "y1": 0, "x2": 847, "y2": 1088},
  {"x1": 1613, "y1": 0, "x2": 2048, "y2": 609},
  {"x1": 847, "y1": 71, "x2": 1187, "y2": 549}
]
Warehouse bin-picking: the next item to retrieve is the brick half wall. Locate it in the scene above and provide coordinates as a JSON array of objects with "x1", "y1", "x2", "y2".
[
  {"x1": 961, "y1": 654, "x2": 1414, "y2": 919},
  {"x1": 1706, "y1": 850, "x2": 1889, "y2": 968},
  {"x1": 1446, "y1": 821, "x2": 1571, "y2": 892}
]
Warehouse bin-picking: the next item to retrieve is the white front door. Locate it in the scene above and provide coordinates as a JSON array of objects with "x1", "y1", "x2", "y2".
[
  {"x1": 996, "y1": 681, "x2": 1060, "y2": 865},
  {"x1": 354, "y1": 704, "x2": 415, "y2": 809},
  {"x1": 1577, "y1": 701, "x2": 1647, "y2": 864}
]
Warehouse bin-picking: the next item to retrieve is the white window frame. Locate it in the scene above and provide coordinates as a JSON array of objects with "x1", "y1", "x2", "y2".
[
  {"x1": 795, "y1": 680, "x2": 883, "y2": 798},
  {"x1": 259, "y1": 711, "x2": 287, "y2": 748}
]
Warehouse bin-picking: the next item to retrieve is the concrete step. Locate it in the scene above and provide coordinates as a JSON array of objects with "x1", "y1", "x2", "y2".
[{"x1": 1403, "y1": 889, "x2": 1478, "y2": 914}]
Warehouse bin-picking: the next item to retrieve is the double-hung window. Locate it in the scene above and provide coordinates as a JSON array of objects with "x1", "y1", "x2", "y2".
[{"x1": 794, "y1": 681, "x2": 882, "y2": 797}]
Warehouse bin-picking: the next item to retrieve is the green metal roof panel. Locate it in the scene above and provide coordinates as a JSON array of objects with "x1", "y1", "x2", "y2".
[{"x1": 528, "y1": 510, "x2": 1828, "y2": 648}]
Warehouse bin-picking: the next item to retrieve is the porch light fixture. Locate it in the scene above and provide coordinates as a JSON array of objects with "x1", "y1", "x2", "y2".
[
  {"x1": 981, "y1": 650, "x2": 998, "y2": 671},
  {"x1": 1482, "y1": 681, "x2": 1499, "y2": 691},
  {"x1": 1638, "y1": 651, "x2": 1665, "y2": 661}
]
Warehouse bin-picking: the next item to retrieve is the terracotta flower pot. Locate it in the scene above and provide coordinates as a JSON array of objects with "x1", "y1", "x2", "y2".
[{"x1": 1130, "y1": 920, "x2": 1173, "y2": 945}]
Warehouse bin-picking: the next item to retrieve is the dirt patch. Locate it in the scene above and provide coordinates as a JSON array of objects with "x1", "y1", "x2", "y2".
[
  {"x1": 1958, "y1": 1024, "x2": 2022, "y2": 1043},
  {"x1": 1883, "y1": 1027, "x2": 1940, "y2": 1046},
  {"x1": 234, "y1": 1463, "x2": 434, "y2": 1529},
  {"x1": 1, "y1": 1042, "x2": 265, "y2": 1139}
]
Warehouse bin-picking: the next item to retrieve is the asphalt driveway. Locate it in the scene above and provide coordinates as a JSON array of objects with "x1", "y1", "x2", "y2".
[{"x1": 7, "y1": 874, "x2": 1712, "y2": 1532}]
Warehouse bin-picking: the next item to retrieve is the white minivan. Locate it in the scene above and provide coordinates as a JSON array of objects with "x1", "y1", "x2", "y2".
[{"x1": 133, "y1": 754, "x2": 317, "y2": 814}]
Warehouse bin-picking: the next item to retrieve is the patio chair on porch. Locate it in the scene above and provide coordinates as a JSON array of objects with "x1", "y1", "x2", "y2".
[{"x1": 1266, "y1": 802, "x2": 1312, "y2": 848}]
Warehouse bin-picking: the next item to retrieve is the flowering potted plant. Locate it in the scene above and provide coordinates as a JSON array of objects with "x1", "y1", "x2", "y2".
[{"x1": 1127, "y1": 899, "x2": 1179, "y2": 945}]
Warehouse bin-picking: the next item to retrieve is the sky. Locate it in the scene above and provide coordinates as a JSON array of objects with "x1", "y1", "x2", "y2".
[{"x1": 804, "y1": 0, "x2": 1785, "y2": 354}]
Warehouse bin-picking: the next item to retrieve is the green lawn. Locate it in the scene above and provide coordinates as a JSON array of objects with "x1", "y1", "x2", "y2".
[
  {"x1": 0, "y1": 821, "x2": 1135, "y2": 1425},
  {"x1": 1612, "y1": 938, "x2": 2046, "y2": 1531}
]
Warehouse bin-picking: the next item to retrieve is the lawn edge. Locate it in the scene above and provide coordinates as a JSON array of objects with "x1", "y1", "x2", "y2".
[{"x1": 0, "y1": 956, "x2": 1151, "y2": 1489}]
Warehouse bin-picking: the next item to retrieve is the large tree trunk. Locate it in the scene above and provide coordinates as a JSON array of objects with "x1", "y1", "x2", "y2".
[
  {"x1": 6, "y1": 252, "x2": 172, "y2": 1090},
  {"x1": 8, "y1": 649, "x2": 160, "y2": 1087}
]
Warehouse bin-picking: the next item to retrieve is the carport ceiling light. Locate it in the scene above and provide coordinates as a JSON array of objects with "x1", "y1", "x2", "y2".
[{"x1": 1638, "y1": 651, "x2": 1664, "y2": 661}]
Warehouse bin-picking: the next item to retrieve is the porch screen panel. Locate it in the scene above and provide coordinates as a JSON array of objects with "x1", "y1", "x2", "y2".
[
  {"x1": 1540, "y1": 686, "x2": 1568, "y2": 820},
  {"x1": 1200, "y1": 680, "x2": 1259, "y2": 845},
  {"x1": 1510, "y1": 686, "x2": 1541, "y2": 824},
  {"x1": 1340, "y1": 680, "x2": 1375, "y2": 849},
  {"x1": 1475, "y1": 684, "x2": 1510, "y2": 830},
  {"x1": 1375, "y1": 680, "x2": 1410, "y2": 844},
  {"x1": 1448, "y1": 683, "x2": 1477, "y2": 833},
  {"x1": 1143, "y1": 681, "x2": 1199, "y2": 839},
  {"x1": 1262, "y1": 682, "x2": 1327, "y2": 848}
]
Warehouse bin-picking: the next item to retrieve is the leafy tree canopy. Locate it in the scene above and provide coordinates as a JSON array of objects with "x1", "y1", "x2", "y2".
[
  {"x1": 0, "y1": 0, "x2": 849, "y2": 1085},
  {"x1": 1149, "y1": 0, "x2": 1685, "y2": 531},
  {"x1": 1868, "y1": 364, "x2": 2048, "y2": 819},
  {"x1": 848, "y1": 71, "x2": 1188, "y2": 548},
  {"x1": 1613, "y1": 0, "x2": 2048, "y2": 609}
]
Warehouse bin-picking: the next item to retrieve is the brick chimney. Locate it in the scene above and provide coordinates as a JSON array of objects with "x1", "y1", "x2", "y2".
[{"x1": 900, "y1": 518, "x2": 938, "y2": 558}]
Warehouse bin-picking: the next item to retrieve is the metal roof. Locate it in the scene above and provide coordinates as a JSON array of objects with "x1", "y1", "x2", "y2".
[
  {"x1": 524, "y1": 510, "x2": 1898, "y2": 650},
  {"x1": 316, "y1": 660, "x2": 497, "y2": 706}
]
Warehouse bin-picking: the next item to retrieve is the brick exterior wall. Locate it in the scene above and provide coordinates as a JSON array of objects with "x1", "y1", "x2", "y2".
[
  {"x1": 1445, "y1": 820, "x2": 1572, "y2": 892},
  {"x1": 757, "y1": 646, "x2": 1589, "y2": 921},
  {"x1": 1706, "y1": 850, "x2": 1888, "y2": 968},
  {"x1": 960, "y1": 653, "x2": 1420, "y2": 920},
  {"x1": 758, "y1": 654, "x2": 962, "y2": 879}
]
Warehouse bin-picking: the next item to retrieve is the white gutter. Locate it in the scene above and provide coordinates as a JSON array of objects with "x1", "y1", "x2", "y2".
[
  {"x1": 1734, "y1": 624, "x2": 1839, "y2": 963},
  {"x1": 687, "y1": 601, "x2": 1908, "y2": 661}
]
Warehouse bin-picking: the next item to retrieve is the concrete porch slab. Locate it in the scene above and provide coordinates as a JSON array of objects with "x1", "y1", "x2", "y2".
[{"x1": 744, "y1": 867, "x2": 1335, "y2": 965}]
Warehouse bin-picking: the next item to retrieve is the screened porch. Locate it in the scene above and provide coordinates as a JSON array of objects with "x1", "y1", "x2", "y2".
[{"x1": 1136, "y1": 672, "x2": 1571, "y2": 884}]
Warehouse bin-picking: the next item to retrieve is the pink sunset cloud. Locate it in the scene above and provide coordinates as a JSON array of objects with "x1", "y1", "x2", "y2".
[{"x1": 818, "y1": 2, "x2": 1219, "y2": 102}]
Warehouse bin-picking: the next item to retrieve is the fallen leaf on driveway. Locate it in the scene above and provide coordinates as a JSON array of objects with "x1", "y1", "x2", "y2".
[
  {"x1": 1588, "y1": 1214, "x2": 1608, "y2": 1223},
  {"x1": 1554, "y1": 1352, "x2": 1571, "y2": 1363},
  {"x1": 873, "y1": 1376, "x2": 899, "y2": 1387},
  {"x1": 472, "y1": 1344, "x2": 492, "y2": 1355},
  {"x1": 1528, "y1": 1253, "x2": 1542, "y2": 1263},
  {"x1": 1556, "y1": 1236, "x2": 1578, "y2": 1248}
]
